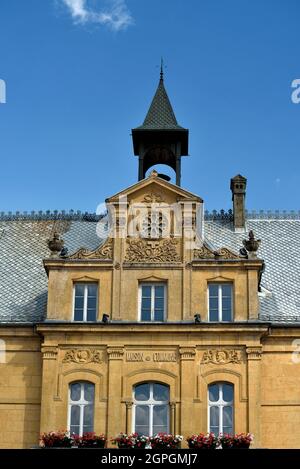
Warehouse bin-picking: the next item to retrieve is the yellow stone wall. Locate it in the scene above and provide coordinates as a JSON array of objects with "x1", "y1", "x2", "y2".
[
  {"x1": 0, "y1": 328, "x2": 41, "y2": 449},
  {"x1": 1, "y1": 177, "x2": 299, "y2": 448},
  {"x1": 1, "y1": 325, "x2": 300, "y2": 448}
]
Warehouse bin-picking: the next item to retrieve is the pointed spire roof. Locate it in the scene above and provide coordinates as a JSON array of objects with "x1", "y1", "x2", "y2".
[
  {"x1": 135, "y1": 72, "x2": 185, "y2": 131},
  {"x1": 140, "y1": 78, "x2": 183, "y2": 129},
  {"x1": 131, "y1": 69, "x2": 189, "y2": 158}
]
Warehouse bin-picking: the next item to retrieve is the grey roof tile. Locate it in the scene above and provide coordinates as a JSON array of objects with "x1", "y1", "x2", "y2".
[{"x1": 0, "y1": 212, "x2": 299, "y2": 324}]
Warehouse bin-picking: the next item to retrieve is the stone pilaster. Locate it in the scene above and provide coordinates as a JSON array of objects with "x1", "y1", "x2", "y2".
[
  {"x1": 179, "y1": 347, "x2": 196, "y2": 436},
  {"x1": 106, "y1": 346, "x2": 124, "y2": 440},
  {"x1": 246, "y1": 346, "x2": 262, "y2": 447},
  {"x1": 40, "y1": 346, "x2": 58, "y2": 432}
]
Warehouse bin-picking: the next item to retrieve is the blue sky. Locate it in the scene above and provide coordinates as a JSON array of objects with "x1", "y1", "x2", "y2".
[{"x1": 0, "y1": 0, "x2": 299, "y2": 213}]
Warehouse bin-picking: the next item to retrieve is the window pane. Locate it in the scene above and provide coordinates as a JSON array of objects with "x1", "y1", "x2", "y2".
[
  {"x1": 135, "y1": 425, "x2": 149, "y2": 436},
  {"x1": 74, "y1": 309, "x2": 84, "y2": 321},
  {"x1": 70, "y1": 405, "x2": 80, "y2": 426},
  {"x1": 136, "y1": 406, "x2": 149, "y2": 427},
  {"x1": 87, "y1": 297, "x2": 96, "y2": 309},
  {"x1": 70, "y1": 425, "x2": 80, "y2": 435},
  {"x1": 210, "y1": 426, "x2": 219, "y2": 436},
  {"x1": 141, "y1": 309, "x2": 151, "y2": 321},
  {"x1": 209, "y1": 384, "x2": 219, "y2": 402},
  {"x1": 209, "y1": 285, "x2": 218, "y2": 297},
  {"x1": 223, "y1": 406, "x2": 233, "y2": 427},
  {"x1": 74, "y1": 297, "x2": 84, "y2": 309},
  {"x1": 209, "y1": 310, "x2": 218, "y2": 322},
  {"x1": 153, "y1": 405, "x2": 168, "y2": 426},
  {"x1": 87, "y1": 309, "x2": 97, "y2": 321},
  {"x1": 83, "y1": 404, "x2": 94, "y2": 427},
  {"x1": 223, "y1": 426, "x2": 233, "y2": 435},
  {"x1": 141, "y1": 297, "x2": 151, "y2": 309},
  {"x1": 75, "y1": 284, "x2": 85, "y2": 296},
  {"x1": 210, "y1": 406, "x2": 219, "y2": 427},
  {"x1": 135, "y1": 384, "x2": 150, "y2": 401},
  {"x1": 84, "y1": 383, "x2": 95, "y2": 402},
  {"x1": 142, "y1": 286, "x2": 151, "y2": 297},
  {"x1": 153, "y1": 384, "x2": 169, "y2": 401},
  {"x1": 70, "y1": 383, "x2": 81, "y2": 401},
  {"x1": 154, "y1": 309, "x2": 164, "y2": 321},
  {"x1": 87, "y1": 284, "x2": 97, "y2": 296},
  {"x1": 222, "y1": 284, "x2": 232, "y2": 297},
  {"x1": 155, "y1": 286, "x2": 164, "y2": 298},
  {"x1": 222, "y1": 297, "x2": 231, "y2": 311},
  {"x1": 222, "y1": 309, "x2": 232, "y2": 322},
  {"x1": 154, "y1": 297, "x2": 164, "y2": 310},
  {"x1": 209, "y1": 297, "x2": 218, "y2": 310},
  {"x1": 223, "y1": 384, "x2": 233, "y2": 402}
]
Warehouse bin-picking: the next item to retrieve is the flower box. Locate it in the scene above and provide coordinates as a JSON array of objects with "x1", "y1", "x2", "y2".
[
  {"x1": 111, "y1": 433, "x2": 149, "y2": 449},
  {"x1": 40, "y1": 431, "x2": 73, "y2": 448},
  {"x1": 187, "y1": 433, "x2": 219, "y2": 449},
  {"x1": 220, "y1": 433, "x2": 253, "y2": 449},
  {"x1": 150, "y1": 433, "x2": 183, "y2": 449},
  {"x1": 74, "y1": 432, "x2": 107, "y2": 448}
]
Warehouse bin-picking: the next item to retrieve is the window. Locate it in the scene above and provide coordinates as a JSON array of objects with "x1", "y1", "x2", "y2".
[
  {"x1": 73, "y1": 283, "x2": 98, "y2": 321},
  {"x1": 208, "y1": 283, "x2": 232, "y2": 321},
  {"x1": 208, "y1": 383, "x2": 234, "y2": 435},
  {"x1": 68, "y1": 382, "x2": 95, "y2": 436},
  {"x1": 139, "y1": 283, "x2": 166, "y2": 321},
  {"x1": 133, "y1": 383, "x2": 169, "y2": 436},
  {"x1": 141, "y1": 211, "x2": 168, "y2": 238}
]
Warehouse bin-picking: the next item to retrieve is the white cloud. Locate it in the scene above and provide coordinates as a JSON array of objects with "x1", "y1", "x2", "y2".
[{"x1": 61, "y1": 0, "x2": 133, "y2": 31}]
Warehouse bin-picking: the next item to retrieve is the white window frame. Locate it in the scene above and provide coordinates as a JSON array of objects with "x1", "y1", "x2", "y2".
[
  {"x1": 73, "y1": 282, "x2": 98, "y2": 322},
  {"x1": 138, "y1": 283, "x2": 167, "y2": 322},
  {"x1": 207, "y1": 283, "x2": 233, "y2": 322},
  {"x1": 68, "y1": 381, "x2": 95, "y2": 436},
  {"x1": 207, "y1": 382, "x2": 234, "y2": 435},
  {"x1": 132, "y1": 382, "x2": 170, "y2": 436}
]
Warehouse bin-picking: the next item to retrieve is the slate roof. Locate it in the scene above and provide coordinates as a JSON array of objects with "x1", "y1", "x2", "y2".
[
  {"x1": 134, "y1": 76, "x2": 185, "y2": 130},
  {"x1": 0, "y1": 211, "x2": 300, "y2": 324}
]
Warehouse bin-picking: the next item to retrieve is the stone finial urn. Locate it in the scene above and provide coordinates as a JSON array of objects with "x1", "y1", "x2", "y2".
[
  {"x1": 47, "y1": 232, "x2": 64, "y2": 258},
  {"x1": 242, "y1": 230, "x2": 261, "y2": 259}
]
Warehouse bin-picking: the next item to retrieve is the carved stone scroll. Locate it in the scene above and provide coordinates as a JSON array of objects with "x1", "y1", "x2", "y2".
[
  {"x1": 125, "y1": 238, "x2": 180, "y2": 263},
  {"x1": 69, "y1": 238, "x2": 113, "y2": 260}
]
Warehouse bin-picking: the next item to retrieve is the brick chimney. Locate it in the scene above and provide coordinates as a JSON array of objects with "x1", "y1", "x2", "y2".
[{"x1": 230, "y1": 174, "x2": 247, "y2": 232}]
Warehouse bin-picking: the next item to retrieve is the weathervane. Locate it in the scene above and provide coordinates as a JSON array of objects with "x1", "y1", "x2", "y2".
[{"x1": 158, "y1": 57, "x2": 166, "y2": 81}]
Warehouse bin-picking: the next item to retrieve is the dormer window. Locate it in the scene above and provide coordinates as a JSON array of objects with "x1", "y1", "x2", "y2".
[
  {"x1": 73, "y1": 283, "x2": 98, "y2": 322},
  {"x1": 208, "y1": 283, "x2": 233, "y2": 322}
]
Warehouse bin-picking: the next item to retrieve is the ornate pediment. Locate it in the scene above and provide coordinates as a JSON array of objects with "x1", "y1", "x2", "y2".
[
  {"x1": 193, "y1": 243, "x2": 240, "y2": 260},
  {"x1": 124, "y1": 238, "x2": 181, "y2": 263},
  {"x1": 68, "y1": 238, "x2": 113, "y2": 260}
]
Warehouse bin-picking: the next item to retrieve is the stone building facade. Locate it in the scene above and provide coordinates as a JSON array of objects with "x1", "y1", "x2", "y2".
[{"x1": 0, "y1": 72, "x2": 300, "y2": 448}]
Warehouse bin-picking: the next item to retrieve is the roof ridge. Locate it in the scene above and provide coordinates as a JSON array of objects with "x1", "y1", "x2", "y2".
[{"x1": 1, "y1": 209, "x2": 300, "y2": 222}]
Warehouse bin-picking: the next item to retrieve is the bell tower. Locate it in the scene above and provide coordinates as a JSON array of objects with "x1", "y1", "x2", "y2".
[{"x1": 131, "y1": 66, "x2": 189, "y2": 186}]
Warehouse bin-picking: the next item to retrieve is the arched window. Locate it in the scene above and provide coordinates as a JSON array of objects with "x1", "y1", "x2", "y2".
[
  {"x1": 208, "y1": 382, "x2": 234, "y2": 435},
  {"x1": 68, "y1": 382, "x2": 95, "y2": 436},
  {"x1": 133, "y1": 383, "x2": 169, "y2": 436}
]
